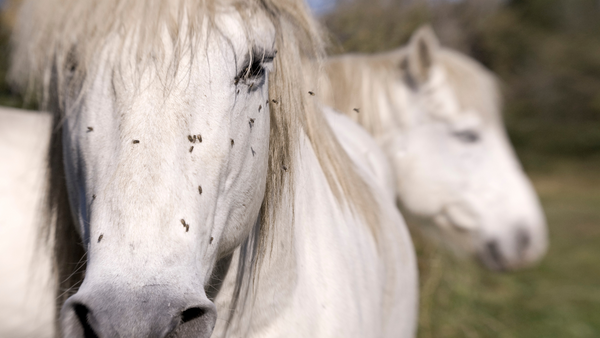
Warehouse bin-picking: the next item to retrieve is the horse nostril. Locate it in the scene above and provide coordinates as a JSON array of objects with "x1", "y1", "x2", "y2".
[
  {"x1": 73, "y1": 303, "x2": 100, "y2": 338},
  {"x1": 516, "y1": 228, "x2": 531, "y2": 257},
  {"x1": 63, "y1": 291, "x2": 217, "y2": 338},
  {"x1": 181, "y1": 307, "x2": 205, "y2": 324},
  {"x1": 166, "y1": 305, "x2": 216, "y2": 338},
  {"x1": 484, "y1": 240, "x2": 506, "y2": 271}
]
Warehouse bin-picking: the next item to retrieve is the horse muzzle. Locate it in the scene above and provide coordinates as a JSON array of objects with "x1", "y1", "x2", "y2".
[{"x1": 60, "y1": 284, "x2": 217, "y2": 338}]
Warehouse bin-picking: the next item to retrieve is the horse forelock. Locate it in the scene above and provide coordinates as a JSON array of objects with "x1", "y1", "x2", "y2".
[
  {"x1": 437, "y1": 49, "x2": 502, "y2": 124},
  {"x1": 11, "y1": 0, "x2": 381, "y2": 323}
]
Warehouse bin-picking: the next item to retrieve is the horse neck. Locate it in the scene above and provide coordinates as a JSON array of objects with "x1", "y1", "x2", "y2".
[{"x1": 212, "y1": 130, "x2": 385, "y2": 337}]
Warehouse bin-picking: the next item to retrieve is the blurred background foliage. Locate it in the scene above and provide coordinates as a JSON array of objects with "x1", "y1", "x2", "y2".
[
  {"x1": 320, "y1": 0, "x2": 600, "y2": 337},
  {"x1": 322, "y1": 0, "x2": 600, "y2": 167}
]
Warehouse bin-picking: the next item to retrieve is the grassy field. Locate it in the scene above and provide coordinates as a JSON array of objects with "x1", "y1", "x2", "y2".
[{"x1": 414, "y1": 158, "x2": 600, "y2": 338}]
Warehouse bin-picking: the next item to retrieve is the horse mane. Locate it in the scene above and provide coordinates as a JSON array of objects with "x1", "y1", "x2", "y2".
[
  {"x1": 438, "y1": 49, "x2": 502, "y2": 123},
  {"x1": 9, "y1": 0, "x2": 379, "y2": 325},
  {"x1": 321, "y1": 44, "x2": 502, "y2": 136}
]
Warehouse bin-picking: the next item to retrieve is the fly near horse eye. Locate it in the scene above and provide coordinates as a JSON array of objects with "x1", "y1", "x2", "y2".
[
  {"x1": 189, "y1": 146, "x2": 194, "y2": 153},
  {"x1": 132, "y1": 140, "x2": 140, "y2": 144},
  {"x1": 231, "y1": 139, "x2": 234, "y2": 147},
  {"x1": 188, "y1": 135, "x2": 194, "y2": 142},
  {"x1": 258, "y1": 105, "x2": 262, "y2": 112},
  {"x1": 92, "y1": 194, "x2": 96, "y2": 200},
  {"x1": 180, "y1": 219, "x2": 186, "y2": 226},
  {"x1": 197, "y1": 134, "x2": 202, "y2": 143},
  {"x1": 210, "y1": 237, "x2": 214, "y2": 244},
  {"x1": 249, "y1": 118, "x2": 255, "y2": 128},
  {"x1": 272, "y1": 99, "x2": 278, "y2": 104},
  {"x1": 87, "y1": 127, "x2": 94, "y2": 132},
  {"x1": 308, "y1": 91, "x2": 315, "y2": 96},
  {"x1": 198, "y1": 186, "x2": 202, "y2": 195},
  {"x1": 193, "y1": 135, "x2": 197, "y2": 142},
  {"x1": 97, "y1": 234, "x2": 103, "y2": 243},
  {"x1": 353, "y1": 108, "x2": 360, "y2": 113}
]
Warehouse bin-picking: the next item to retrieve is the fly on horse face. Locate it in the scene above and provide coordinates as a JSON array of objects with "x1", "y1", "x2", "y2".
[
  {"x1": 320, "y1": 26, "x2": 548, "y2": 271},
  {"x1": 10, "y1": 0, "x2": 418, "y2": 337}
]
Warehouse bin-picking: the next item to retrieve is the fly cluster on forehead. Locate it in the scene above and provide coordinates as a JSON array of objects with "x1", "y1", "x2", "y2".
[
  {"x1": 177, "y1": 48, "x2": 276, "y2": 236},
  {"x1": 180, "y1": 219, "x2": 190, "y2": 232},
  {"x1": 188, "y1": 134, "x2": 202, "y2": 143},
  {"x1": 182, "y1": 132, "x2": 207, "y2": 234}
]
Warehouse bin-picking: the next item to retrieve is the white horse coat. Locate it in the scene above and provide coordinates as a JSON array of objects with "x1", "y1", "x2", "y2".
[
  {"x1": 212, "y1": 111, "x2": 417, "y2": 337},
  {"x1": 0, "y1": 107, "x2": 54, "y2": 338},
  {"x1": 0, "y1": 104, "x2": 417, "y2": 337}
]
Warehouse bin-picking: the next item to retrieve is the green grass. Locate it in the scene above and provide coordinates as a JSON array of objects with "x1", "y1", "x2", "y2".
[{"x1": 414, "y1": 159, "x2": 600, "y2": 338}]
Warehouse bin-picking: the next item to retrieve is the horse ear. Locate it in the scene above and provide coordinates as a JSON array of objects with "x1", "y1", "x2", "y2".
[{"x1": 403, "y1": 25, "x2": 440, "y2": 86}]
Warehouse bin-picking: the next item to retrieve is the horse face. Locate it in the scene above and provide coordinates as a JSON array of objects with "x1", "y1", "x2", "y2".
[
  {"x1": 58, "y1": 11, "x2": 275, "y2": 337},
  {"x1": 388, "y1": 27, "x2": 547, "y2": 271}
]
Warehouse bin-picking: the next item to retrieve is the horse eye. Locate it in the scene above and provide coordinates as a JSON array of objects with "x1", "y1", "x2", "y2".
[
  {"x1": 65, "y1": 48, "x2": 78, "y2": 75},
  {"x1": 243, "y1": 59, "x2": 265, "y2": 79},
  {"x1": 235, "y1": 53, "x2": 275, "y2": 85},
  {"x1": 453, "y1": 130, "x2": 480, "y2": 143}
]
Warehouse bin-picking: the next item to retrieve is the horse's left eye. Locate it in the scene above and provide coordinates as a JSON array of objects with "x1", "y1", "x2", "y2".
[
  {"x1": 235, "y1": 53, "x2": 275, "y2": 85},
  {"x1": 453, "y1": 130, "x2": 480, "y2": 143},
  {"x1": 241, "y1": 59, "x2": 265, "y2": 79}
]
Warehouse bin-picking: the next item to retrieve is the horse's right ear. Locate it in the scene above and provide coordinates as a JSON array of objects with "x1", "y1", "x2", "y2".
[{"x1": 401, "y1": 25, "x2": 440, "y2": 87}]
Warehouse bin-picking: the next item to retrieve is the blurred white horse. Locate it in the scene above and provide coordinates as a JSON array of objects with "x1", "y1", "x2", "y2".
[
  {"x1": 9, "y1": 0, "x2": 417, "y2": 337},
  {"x1": 0, "y1": 107, "x2": 54, "y2": 337},
  {"x1": 320, "y1": 25, "x2": 548, "y2": 270}
]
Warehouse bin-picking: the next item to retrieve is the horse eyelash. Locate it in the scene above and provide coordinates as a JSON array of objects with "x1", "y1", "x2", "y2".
[{"x1": 235, "y1": 51, "x2": 275, "y2": 84}]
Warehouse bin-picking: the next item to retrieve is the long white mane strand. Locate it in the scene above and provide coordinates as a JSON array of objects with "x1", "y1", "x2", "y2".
[{"x1": 9, "y1": 0, "x2": 380, "y2": 321}]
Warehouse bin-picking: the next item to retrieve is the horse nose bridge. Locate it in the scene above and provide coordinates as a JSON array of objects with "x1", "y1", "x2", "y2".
[
  {"x1": 61, "y1": 285, "x2": 217, "y2": 338},
  {"x1": 112, "y1": 123, "x2": 189, "y2": 193}
]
